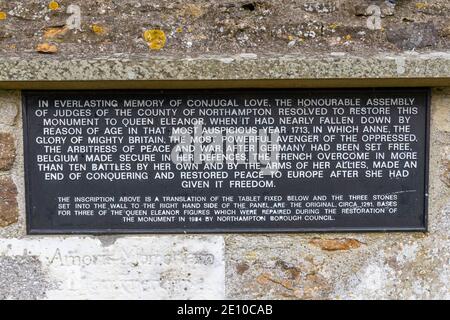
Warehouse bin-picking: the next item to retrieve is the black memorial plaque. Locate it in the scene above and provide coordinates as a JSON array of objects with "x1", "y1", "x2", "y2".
[{"x1": 23, "y1": 89, "x2": 429, "y2": 234}]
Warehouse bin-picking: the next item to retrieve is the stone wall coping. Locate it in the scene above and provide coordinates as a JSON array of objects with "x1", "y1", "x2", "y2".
[{"x1": 0, "y1": 52, "x2": 448, "y2": 88}]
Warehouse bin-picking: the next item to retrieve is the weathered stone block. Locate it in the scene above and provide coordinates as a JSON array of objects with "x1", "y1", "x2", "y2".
[
  {"x1": 386, "y1": 22, "x2": 438, "y2": 50},
  {"x1": 433, "y1": 89, "x2": 450, "y2": 133},
  {"x1": 441, "y1": 24, "x2": 450, "y2": 37},
  {"x1": 0, "y1": 91, "x2": 19, "y2": 126},
  {"x1": 0, "y1": 176, "x2": 18, "y2": 227},
  {"x1": 225, "y1": 234, "x2": 450, "y2": 299},
  {"x1": 0, "y1": 133, "x2": 16, "y2": 171},
  {"x1": 309, "y1": 237, "x2": 363, "y2": 251},
  {"x1": 0, "y1": 237, "x2": 225, "y2": 299},
  {"x1": 443, "y1": 147, "x2": 450, "y2": 187},
  {"x1": 0, "y1": 256, "x2": 53, "y2": 300}
]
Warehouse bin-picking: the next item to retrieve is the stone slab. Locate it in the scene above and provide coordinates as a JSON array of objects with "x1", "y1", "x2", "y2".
[
  {"x1": 0, "y1": 53, "x2": 449, "y2": 84},
  {"x1": 0, "y1": 236, "x2": 225, "y2": 300}
]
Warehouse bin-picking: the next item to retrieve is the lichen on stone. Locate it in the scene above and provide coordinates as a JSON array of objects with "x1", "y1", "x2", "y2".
[
  {"x1": 143, "y1": 29, "x2": 167, "y2": 50},
  {"x1": 36, "y1": 43, "x2": 58, "y2": 54},
  {"x1": 48, "y1": 1, "x2": 59, "y2": 11},
  {"x1": 91, "y1": 24, "x2": 105, "y2": 35}
]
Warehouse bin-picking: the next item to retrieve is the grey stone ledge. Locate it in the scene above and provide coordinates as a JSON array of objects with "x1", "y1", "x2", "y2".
[{"x1": 0, "y1": 52, "x2": 449, "y2": 82}]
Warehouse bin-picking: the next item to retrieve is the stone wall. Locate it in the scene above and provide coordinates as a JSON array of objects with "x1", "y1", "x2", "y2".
[
  {"x1": 0, "y1": 0, "x2": 449, "y2": 300},
  {"x1": 0, "y1": 0, "x2": 449, "y2": 56},
  {"x1": 0, "y1": 88, "x2": 449, "y2": 299}
]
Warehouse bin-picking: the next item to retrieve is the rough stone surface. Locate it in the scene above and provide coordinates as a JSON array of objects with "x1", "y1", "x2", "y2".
[
  {"x1": 0, "y1": 237, "x2": 225, "y2": 299},
  {"x1": 0, "y1": 53, "x2": 448, "y2": 83},
  {"x1": 0, "y1": 176, "x2": 18, "y2": 227},
  {"x1": 309, "y1": 237, "x2": 363, "y2": 251},
  {"x1": 225, "y1": 89, "x2": 450, "y2": 300},
  {"x1": 0, "y1": 90, "x2": 19, "y2": 126},
  {"x1": 0, "y1": 1, "x2": 448, "y2": 57},
  {"x1": 443, "y1": 25, "x2": 450, "y2": 38},
  {"x1": 386, "y1": 22, "x2": 439, "y2": 50},
  {"x1": 0, "y1": 0, "x2": 448, "y2": 300},
  {"x1": 0, "y1": 91, "x2": 25, "y2": 238},
  {"x1": 0, "y1": 85, "x2": 448, "y2": 300},
  {"x1": 0, "y1": 255, "x2": 53, "y2": 300},
  {"x1": 0, "y1": 132, "x2": 16, "y2": 171},
  {"x1": 433, "y1": 89, "x2": 450, "y2": 132},
  {"x1": 225, "y1": 233, "x2": 450, "y2": 299},
  {"x1": 443, "y1": 146, "x2": 450, "y2": 187}
]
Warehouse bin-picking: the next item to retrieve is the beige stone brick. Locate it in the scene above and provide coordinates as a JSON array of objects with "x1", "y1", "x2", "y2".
[{"x1": 0, "y1": 176, "x2": 18, "y2": 227}]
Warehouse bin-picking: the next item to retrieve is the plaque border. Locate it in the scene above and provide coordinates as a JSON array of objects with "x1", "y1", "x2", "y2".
[{"x1": 22, "y1": 88, "x2": 430, "y2": 234}]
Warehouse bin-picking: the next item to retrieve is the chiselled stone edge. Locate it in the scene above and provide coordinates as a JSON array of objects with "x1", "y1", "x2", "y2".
[{"x1": 0, "y1": 52, "x2": 449, "y2": 84}]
